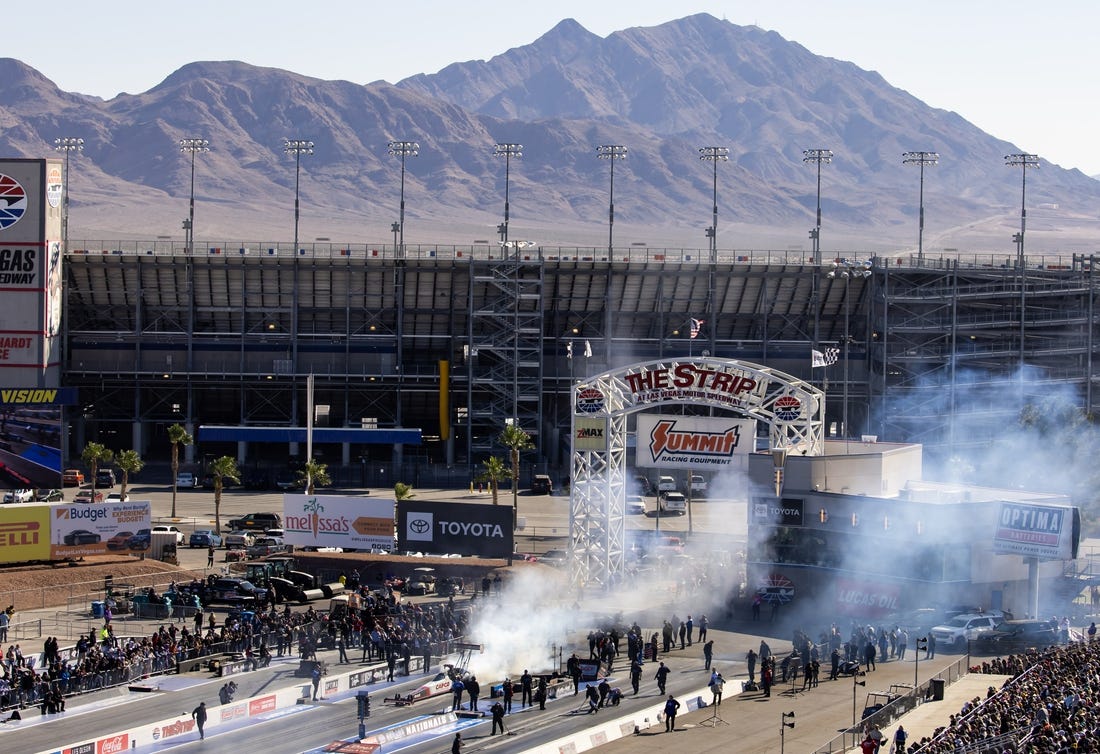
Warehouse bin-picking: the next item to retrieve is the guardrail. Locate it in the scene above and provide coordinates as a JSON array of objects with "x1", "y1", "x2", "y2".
[{"x1": 811, "y1": 655, "x2": 969, "y2": 754}]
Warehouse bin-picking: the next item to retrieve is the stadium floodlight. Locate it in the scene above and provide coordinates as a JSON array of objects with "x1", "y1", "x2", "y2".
[
  {"x1": 802, "y1": 149, "x2": 834, "y2": 266},
  {"x1": 54, "y1": 137, "x2": 84, "y2": 253},
  {"x1": 284, "y1": 139, "x2": 314, "y2": 253},
  {"x1": 699, "y1": 146, "x2": 730, "y2": 259},
  {"x1": 494, "y1": 143, "x2": 523, "y2": 252},
  {"x1": 1005, "y1": 153, "x2": 1040, "y2": 267},
  {"x1": 179, "y1": 138, "x2": 210, "y2": 254},
  {"x1": 903, "y1": 151, "x2": 940, "y2": 261},
  {"x1": 388, "y1": 140, "x2": 419, "y2": 257},
  {"x1": 597, "y1": 145, "x2": 628, "y2": 256}
]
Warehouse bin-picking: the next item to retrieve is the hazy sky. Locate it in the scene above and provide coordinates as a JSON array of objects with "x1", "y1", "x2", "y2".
[{"x1": 14, "y1": 1, "x2": 1099, "y2": 174}]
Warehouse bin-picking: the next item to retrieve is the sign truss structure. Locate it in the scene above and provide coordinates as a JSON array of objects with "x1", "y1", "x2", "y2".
[{"x1": 569, "y1": 357, "x2": 825, "y2": 587}]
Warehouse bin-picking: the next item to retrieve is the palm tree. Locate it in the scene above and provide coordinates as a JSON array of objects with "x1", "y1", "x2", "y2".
[
  {"x1": 81, "y1": 442, "x2": 114, "y2": 500},
  {"x1": 394, "y1": 482, "x2": 414, "y2": 501},
  {"x1": 115, "y1": 449, "x2": 144, "y2": 501},
  {"x1": 296, "y1": 459, "x2": 331, "y2": 494},
  {"x1": 167, "y1": 423, "x2": 193, "y2": 518},
  {"x1": 209, "y1": 455, "x2": 241, "y2": 534},
  {"x1": 478, "y1": 456, "x2": 508, "y2": 506},
  {"x1": 499, "y1": 424, "x2": 534, "y2": 520}
]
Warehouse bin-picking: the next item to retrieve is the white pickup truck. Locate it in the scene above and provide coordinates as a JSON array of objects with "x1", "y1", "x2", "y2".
[{"x1": 689, "y1": 474, "x2": 707, "y2": 496}]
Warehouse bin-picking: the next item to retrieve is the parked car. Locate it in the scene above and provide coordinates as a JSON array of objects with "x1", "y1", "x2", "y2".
[
  {"x1": 531, "y1": 474, "x2": 553, "y2": 494},
  {"x1": 74, "y1": 488, "x2": 104, "y2": 504},
  {"x1": 175, "y1": 472, "x2": 198, "y2": 489},
  {"x1": 151, "y1": 525, "x2": 185, "y2": 544},
  {"x1": 128, "y1": 529, "x2": 152, "y2": 550},
  {"x1": 274, "y1": 474, "x2": 300, "y2": 491},
  {"x1": 246, "y1": 537, "x2": 288, "y2": 558},
  {"x1": 95, "y1": 469, "x2": 116, "y2": 488},
  {"x1": 626, "y1": 494, "x2": 647, "y2": 514},
  {"x1": 35, "y1": 489, "x2": 64, "y2": 502},
  {"x1": 539, "y1": 549, "x2": 569, "y2": 567},
  {"x1": 227, "y1": 512, "x2": 282, "y2": 531},
  {"x1": 189, "y1": 530, "x2": 223, "y2": 548},
  {"x1": 106, "y1": 531, "x2": 135, "y2": 550},
  {"x1": 689, "y1": 474, "x2": 708, "y2": 496},
  {"x1": 657, "y1": 475, "x2": 677, "y2": 493},
  {"x1": 972, "y1": 619, "x2": 1057, "y2": 653},
  {"x1": 658, "y1": 490, "x2": 687, "y2": 514},
  {"x1": 63, "y1": 529, "x2": 101, "y2": 545},
  {"x1": 243, "y1": 471, "x2": 272, "y2": 490},
  {"x1": 62, "y1": 469, "x2": 85, "y2": 487},
  {"x1": 224, "y1": 531, "x2": 256, "y2": 549},
  {"x1": 631, "y1": 474, "x2": 654, "y2": 496},
  {"x1": 105, "y1": 492, "x2": 130, "y2": 503},
  {"x1": 931, "y1": 612, "x2": 1005, "y2": 651},
  {"x1": 3, "y1": 488, "x2": 34, "y2": 503}
]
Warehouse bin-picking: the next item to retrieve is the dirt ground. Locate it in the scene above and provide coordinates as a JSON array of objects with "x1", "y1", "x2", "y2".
[{"x1": 0, "y1": 556, "x2": 210, "y2": 612}]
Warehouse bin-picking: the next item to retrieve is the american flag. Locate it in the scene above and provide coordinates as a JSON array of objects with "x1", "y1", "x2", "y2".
[
  {"x1": 811, "y1": 347, "x2": 840, "y2": 368},
  {"x1": 690, "y1": 318, "x2": 705, "y2": 340}
]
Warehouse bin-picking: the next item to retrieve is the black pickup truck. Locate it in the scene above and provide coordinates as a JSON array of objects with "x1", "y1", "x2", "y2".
[{"x1": 227, "y1": 512, "x2": 282, "y2": 531}]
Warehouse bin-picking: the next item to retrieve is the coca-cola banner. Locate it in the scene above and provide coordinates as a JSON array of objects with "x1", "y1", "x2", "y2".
[{"x1": 834, "y1": 577, "x2": 902, "y2": 619}]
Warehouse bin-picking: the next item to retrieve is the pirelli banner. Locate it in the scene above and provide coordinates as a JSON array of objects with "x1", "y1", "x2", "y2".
[
  {"x1": 396, "y1": 500, "x2": 513, "y2": 559},
  {"x1": 0, "y1": 504, "x2": 51, "y2": 563},
  {"x1": 635, "y1": 414, "x2": 755, "y2": 469},
  {"x1": 992, "y1": 502, "x2": 1080, "y2": 560}
]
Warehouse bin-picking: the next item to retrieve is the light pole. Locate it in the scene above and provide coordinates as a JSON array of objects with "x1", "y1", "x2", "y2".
[
  {"x1": 699, "y1": 146, "x2": 729, "y2": 261},
  {"x1": 827, "y1": 260, "x2": 872, "y2": 440},
  {"x1": 780, "y1": 711, "x2": 796, "y2": 754},
  {"x1": 284, "y1": 139, "x2": 314, "y2": 253},
  {"x1": 803, "y1": 148, "x2": 833, "y2": 266},
  {"x1": 1005, "y1": 153, "x2": 1040, "y2": 269},
  {"x1": 597, "y1": 145, "x2": 627, "y2": 256},
  {"x1": 388, "y1": 140, "x2": 419, "y2": 257},
  {"x1": 903, "y1": 151, "x2": 939, "y2": 262},
  {"x1": 852, "y1": 673, "x2": 866, "y2": 727},
  {"x1": 54, "y1": 137, "x2": 83, "y2": 253},
  {"x1": 494, "y1": 143, "x2": 523, "y2": 253},
  {"x1": 179, "y1": 138, "x2": 210, "y2": 254},
  {"x1": 915, "y1": 636, "x2": 927, "y2": 691}
]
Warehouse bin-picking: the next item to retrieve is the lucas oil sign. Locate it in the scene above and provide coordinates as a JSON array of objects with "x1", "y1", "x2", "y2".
[
  {"x1": 635, "y1": 414, "x2": 755, "y2": 469},
  {"x1": 396, "y1": 501, "x2": 513, "y2": 559}
]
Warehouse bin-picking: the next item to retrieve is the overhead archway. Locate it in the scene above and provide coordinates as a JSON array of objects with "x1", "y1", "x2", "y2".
[{"x1": 568, "y1": 357, "x2": 825, "y2": 587}]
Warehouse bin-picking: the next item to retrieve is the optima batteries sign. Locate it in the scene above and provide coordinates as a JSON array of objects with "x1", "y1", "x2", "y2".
[
  {"x1": 396, "y1": 501, "x2": 513, "y2": 558},
  {"x1": 636, "y1": 414, "x2": 755, "y2": 469},
  {"x1": 992, "y1": 502, "x2": 1080, "y2": 560},
  {"x1": 282, "y1": 495, "x2": 395, "y2": 551}
]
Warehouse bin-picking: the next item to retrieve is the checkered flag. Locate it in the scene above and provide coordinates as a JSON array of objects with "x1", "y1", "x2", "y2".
[{"x1": 811, "y1": 347, "x2": 840, "y2": 368}]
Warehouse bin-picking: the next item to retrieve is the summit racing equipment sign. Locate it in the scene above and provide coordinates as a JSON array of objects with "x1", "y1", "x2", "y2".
[
  {"x1": 283, "y1": 495, "x2": 395, "y2": 551},
  {"x1": 636, "y1": 414, "x2": 755, "y2": 468},
  {"x1": 992, "y1": 502, "x2": 1080, "y2": 560},
  {"x1": 396, "y1": 500, "x2": 513, "y2": 558}
]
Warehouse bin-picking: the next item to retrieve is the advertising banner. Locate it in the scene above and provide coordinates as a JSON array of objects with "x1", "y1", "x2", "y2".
[
  {"x1": 992, "y1": 502, "x2": 1080, "y2": 560},
  {"x1": 834, "y1": 577, "x2": 903, "y2": 619},
  {"x1": 572, "y1": 417, "x2": 607, "y2": 450},
  {"x1": 0, "y1": 503, "x2": 50, "y2": 562},
  {"x1": 396, "y1": 500, "x2": 513, "y2": 558},
  {"x1": 749, "y1": 496, "x2": 804, "y2": 527},
  {"x1": 635, "y1": 414, "x2": 754, "y2": 469},
  {"x1": 282, "y1": 495, "x2": 394, "y2": 551},
  {"x1": 50, "y1": 501, "x2": 152, "y2": 559}
]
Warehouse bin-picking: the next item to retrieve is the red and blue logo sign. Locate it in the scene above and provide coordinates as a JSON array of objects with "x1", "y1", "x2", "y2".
[
  {"x1": 773, "y1": 395, "x2": 802, "y2": 421},
  {"x1": 576, "y1": 387, "x2": 605, "y2": 414},
  {"x1": 0, "y1": 174, "x2": 27, "y2": 231}
]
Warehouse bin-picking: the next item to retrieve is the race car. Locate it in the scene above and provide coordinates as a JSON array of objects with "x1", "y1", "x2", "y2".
[{"x1": 387, "y1": 667, "x2": 463, "y2": 707}]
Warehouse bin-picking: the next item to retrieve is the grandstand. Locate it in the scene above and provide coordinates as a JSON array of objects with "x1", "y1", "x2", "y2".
[{"x1": 62, "y1": 241, "x2": 1100, "y2": 480}]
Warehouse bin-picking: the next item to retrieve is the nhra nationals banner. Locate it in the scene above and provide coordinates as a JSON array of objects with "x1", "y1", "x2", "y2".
[
  {"x1": 0, "y1": 503, "x2": 50, "y2": 562},
  {"x1": 50, "y1": 501, "x2": 152, "y2": 559},
  {"x1": 992, "y1": 502, "x2": 1080, "y2": 560},
  {"x1": 396, "y1": 500, "x2": 513, "y2": 558},
  {"x1": 283, "y1": 495, "x2": 395, "y2": 551},
  {"x1": 635, "y1": 414, "x2": 755, "y2": 469}
]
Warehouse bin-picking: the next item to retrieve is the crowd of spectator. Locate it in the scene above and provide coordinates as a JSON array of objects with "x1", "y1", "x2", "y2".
[
  {"x1": 908, "y1": 638, "x2": 1100, "y2": 753},
  {"x1": 0, "y1": 577, "x2": 474, "y2": 716}
]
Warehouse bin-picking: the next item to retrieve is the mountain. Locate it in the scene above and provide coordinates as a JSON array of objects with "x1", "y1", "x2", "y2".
[{"x1": 1, "y1": 14, "x2": 1098, "y2": 252}]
